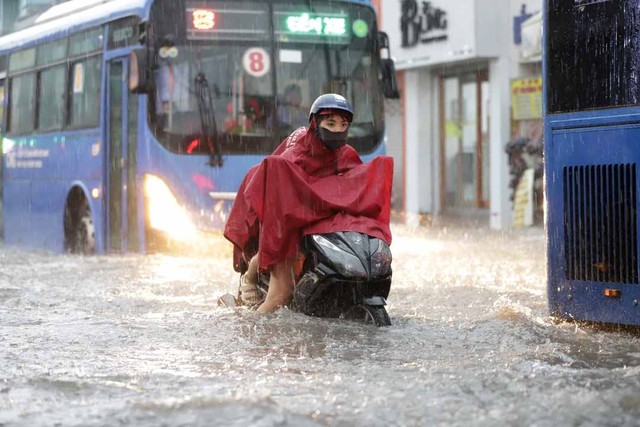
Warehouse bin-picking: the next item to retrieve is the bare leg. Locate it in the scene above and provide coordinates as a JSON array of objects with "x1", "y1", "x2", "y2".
[
  {"x1": 239, "y1": 254, "x2": 262, "y2": 305},
  {"x1": 257, "y1": 256, "x2": 296, "y2": 313},
  {"x1": 244, "y1": 255, "x2": 259, "y2": 284}
]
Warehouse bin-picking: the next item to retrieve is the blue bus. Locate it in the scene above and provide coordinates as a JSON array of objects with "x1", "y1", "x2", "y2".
[
  {"x1": 544, "y1": 0, "x2": 640, "y2": 325},
  {"x1": 0, "y1": 0, "x2": 398, "y2": 254}
]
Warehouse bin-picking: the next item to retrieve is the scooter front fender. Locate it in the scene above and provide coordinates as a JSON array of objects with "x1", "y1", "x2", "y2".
[{"x1": 363, "y1": 296, "x2": 387, "y2": 306}]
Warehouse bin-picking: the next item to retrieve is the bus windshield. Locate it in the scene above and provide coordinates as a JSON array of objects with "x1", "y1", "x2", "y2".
[{"x1": 149, "y1": 0, "x2": 383, "y2": 156}]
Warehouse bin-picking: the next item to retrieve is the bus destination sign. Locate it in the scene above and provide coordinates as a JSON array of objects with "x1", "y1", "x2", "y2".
[
  {"x1": 185, "y1": 4, "x2": 269, "y2": 41},
  {"x1": 192, "y1": 9, "x2": 215, "y2": 30},
  {"x1": 285, "y1": 13, "x2": 347, "y2": 36},
  {"x1": 276, "y1": 12, "x2": 350, "y2": 43}
]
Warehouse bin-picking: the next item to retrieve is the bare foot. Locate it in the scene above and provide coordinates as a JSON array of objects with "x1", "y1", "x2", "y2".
[{"x1": 256, "y1": 298, "x2": 288, "y2": 313}]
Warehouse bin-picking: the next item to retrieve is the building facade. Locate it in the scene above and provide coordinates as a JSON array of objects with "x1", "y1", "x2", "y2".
[{"x1": 379, "y1": 0, "x2": 542, "y2": 228}]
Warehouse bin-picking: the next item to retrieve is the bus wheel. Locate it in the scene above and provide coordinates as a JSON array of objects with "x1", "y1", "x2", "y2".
[{"x1": 64, "y1": 191, "x2": 96, "y2": 255}]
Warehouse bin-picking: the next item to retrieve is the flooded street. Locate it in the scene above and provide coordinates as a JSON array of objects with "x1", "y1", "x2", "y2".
[{"x1": 1, "y1": 223, "x2": 640, "y2": 426}]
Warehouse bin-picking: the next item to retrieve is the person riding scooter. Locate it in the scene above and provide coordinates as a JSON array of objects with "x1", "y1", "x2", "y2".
[{"x1": 223, "y1": 93, "x2": 393, "y2": 313}]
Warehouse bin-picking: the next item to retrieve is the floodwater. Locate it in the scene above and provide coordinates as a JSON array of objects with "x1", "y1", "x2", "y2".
[{"x1": 1, "y1": 223, "x2": 640, "y2": 427}]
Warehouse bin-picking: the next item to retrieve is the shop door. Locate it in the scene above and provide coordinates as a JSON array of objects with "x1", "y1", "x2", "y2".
[
  {"x1": 439, "y1": 72, "x2": 490, "y2": 210},
  {"x1": 106, "y1": 58, "x2": 138, "y2": 252}
]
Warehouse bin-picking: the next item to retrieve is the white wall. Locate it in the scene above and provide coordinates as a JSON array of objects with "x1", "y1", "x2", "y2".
[
  {"x1": 478, "y1": 0, "x2": 513, "y2": 229},
  {"x1": 489, "y1": 56, "x2": 513, "y2": 229},
  {"x1": 384, "y1": 98, "x2": 404, "y2": 212},
  {"x1": 510, "y1": 0, "x2": 543, "y2": 77},
  {"x1": 402, "y1": 67, "x2": 438, "y2": 226},
  {"x1": 403, "y1": 69, "x2": 421, "y2": 225}
]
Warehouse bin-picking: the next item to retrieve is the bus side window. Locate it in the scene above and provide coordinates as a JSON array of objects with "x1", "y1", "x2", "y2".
[
  {"x1": 68, "y1": 57, "x2": 102, "y2": 128},
  {"x1": 9, "y1": 72, "x2": 36, "y2": 135},
  {"x1": 38, "y1": 65, "x2": 66, "y2": 131},
  {"x1": 0, "y1": 79, "x2": 5, "y2": 135}
]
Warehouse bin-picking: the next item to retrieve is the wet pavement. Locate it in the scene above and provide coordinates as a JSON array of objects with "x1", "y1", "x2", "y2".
[{"x1": 1, "y1": 222, "x2": 640, "y2": 426}]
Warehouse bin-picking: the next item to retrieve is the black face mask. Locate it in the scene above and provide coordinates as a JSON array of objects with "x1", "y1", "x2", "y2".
[{"x1": 316, "y1": 127, "x2": 348, "y2": 150}]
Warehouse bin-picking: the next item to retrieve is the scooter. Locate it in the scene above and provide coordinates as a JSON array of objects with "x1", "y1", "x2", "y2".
[{"x1": 225, "y1": 231, "x2": 393, "y2": 326}]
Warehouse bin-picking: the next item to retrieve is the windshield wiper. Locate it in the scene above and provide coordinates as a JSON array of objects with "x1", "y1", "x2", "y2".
[{"x1": 194, "y1": 72, "x2": 223, "y2": 166}]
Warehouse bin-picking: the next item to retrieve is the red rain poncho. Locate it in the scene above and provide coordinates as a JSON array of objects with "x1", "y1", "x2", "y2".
[{"x1": 223, "y1": 126, "x2": 393, "y2": 272}]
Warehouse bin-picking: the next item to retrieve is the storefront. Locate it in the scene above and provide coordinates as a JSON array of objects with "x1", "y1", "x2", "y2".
[
  {"x1": 379, "y1": 0, "x2": 531, "y2": 229},
  {"x1": 509, "y1": 9, "x2": 543, "y2": 226}
]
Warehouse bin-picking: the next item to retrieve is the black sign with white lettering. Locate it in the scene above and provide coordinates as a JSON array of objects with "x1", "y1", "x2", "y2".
[
  {"x1": 573, "y1": 0, "x2": 613, "y2": 6},
  {"x1": 400, "y1": 0, "x2": 447, "y2": 48},
  {"x1": 108, "y1": 17, "x2": 140, "y2": 49}
]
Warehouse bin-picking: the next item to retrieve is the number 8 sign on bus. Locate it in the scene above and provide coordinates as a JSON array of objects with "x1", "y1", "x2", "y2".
[{"x1": 242, "y1": 47, "x2": 270, "y2": 78}]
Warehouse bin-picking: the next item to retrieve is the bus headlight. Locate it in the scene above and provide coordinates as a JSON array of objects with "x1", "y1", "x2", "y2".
[{"x1": 144, "y1": 174, "x2": 196, "y2": 239}]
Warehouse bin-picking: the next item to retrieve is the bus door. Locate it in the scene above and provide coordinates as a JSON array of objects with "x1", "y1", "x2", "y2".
[{"x1": 106, "y1": 57, "x2": 138, "y2": 253}]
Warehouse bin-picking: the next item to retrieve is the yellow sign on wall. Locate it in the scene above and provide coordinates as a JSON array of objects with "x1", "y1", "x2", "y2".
[
  {"x1": 511, "y1": 77, "x2": 542, "y2": 121},
  {"x1": 513, "y1": 168, "x2": 535, "y2": 227}
]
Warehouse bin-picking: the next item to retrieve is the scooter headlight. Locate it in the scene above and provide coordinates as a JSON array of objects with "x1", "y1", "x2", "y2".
[
  {"x1": 370, "y1": 239, "x2": 392, "y2": 277},
  {"x1": 312, "y1": 235, "x2": 367, "y2": 278}
]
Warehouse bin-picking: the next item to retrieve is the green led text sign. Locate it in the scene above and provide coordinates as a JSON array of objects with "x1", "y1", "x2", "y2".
[{"x1": 285, "y1": 13, "x2": 348, "y2": 37}]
